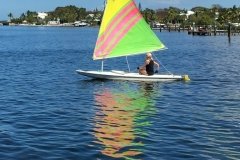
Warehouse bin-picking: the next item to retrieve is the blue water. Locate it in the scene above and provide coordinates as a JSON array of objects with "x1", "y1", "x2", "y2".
[{"x1": 0, "y1": 26, "x2": 239, "y2": 160}]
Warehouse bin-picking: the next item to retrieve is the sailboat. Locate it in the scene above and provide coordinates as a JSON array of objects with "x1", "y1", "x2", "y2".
[{"x1": 76, "y1": 0, "x2": 190, "y2": 81}]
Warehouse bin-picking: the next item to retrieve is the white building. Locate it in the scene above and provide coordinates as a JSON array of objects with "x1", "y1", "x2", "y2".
[
  {"x1": 38, "y1": 12, "x2": 48, "y2": 19},
  {"x1": 87, "y1": 14, "x2": 94, "y2": 18},
  {"x1": 180, "y1": 11, "x2": 195, "y2": 19},
  {"x1": 47, "y1": 18, "x2": 60, "y2": 26},
  {"x1": 232, "y1": 23, "x2": 240, "y2": 27},
  {"x1": 48, "y1": 20, "x2": 60, "y2": 25}
]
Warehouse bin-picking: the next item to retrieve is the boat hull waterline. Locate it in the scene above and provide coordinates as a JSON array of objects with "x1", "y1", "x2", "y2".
[{"x1": 76, "y1": 70, "x2": 188, "y2": 81}]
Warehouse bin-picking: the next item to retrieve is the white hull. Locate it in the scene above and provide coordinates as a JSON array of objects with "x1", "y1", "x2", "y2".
[{"x1": 76, "y1": 70, "x2": 186, "y2": 82}]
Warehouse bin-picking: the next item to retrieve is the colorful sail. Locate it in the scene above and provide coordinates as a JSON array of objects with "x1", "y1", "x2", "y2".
[{"x1": 93, "y1": 0, "x2": 166, "y2": 60}]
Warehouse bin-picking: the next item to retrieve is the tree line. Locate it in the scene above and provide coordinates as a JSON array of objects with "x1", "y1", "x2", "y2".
[
  {"x1": 141, "y1": 4, "x2": 240, "y2": 29},
  {"x1": 8, "y1": 4, "x2": 240, "y2": 28},
  {"x1": 8, "y1": 5, "x2": 102, "y2": 25}
]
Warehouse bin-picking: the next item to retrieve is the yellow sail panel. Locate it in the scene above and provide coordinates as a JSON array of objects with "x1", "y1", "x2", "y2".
[{"x1": 99, "y1": 0, "x2": 131, "y2": 35}]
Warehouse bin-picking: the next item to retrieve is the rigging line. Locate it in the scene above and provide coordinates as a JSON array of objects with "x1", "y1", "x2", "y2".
[
  {"x1": 152, "y1": 53, "x2": 172, "y2": 75},
  {"x1": 126, "y1": 56, "x2": 131, "y2": 72}
]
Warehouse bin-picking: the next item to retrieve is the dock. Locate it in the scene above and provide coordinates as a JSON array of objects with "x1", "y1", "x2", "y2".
[
  {"x1": 188, "y1": 30, "x2": 211, "y2": 36},
  {"x1": 152, "y1": 26, "x2": 240, "y2": 37}
]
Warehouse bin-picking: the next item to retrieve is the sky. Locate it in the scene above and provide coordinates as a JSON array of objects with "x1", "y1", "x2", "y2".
[{"x1": 0, "y1": 0, "x2": 239, "y2": 20}]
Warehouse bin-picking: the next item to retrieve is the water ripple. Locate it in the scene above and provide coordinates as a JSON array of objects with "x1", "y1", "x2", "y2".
[{"x1": 0, "y1": 27, "x2": 239, "y2": 159}]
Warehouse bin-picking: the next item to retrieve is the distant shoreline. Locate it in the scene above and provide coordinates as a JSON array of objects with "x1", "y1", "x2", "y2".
[{"x1": 0, "y1": 23, "x2": 100, "y2": 28}]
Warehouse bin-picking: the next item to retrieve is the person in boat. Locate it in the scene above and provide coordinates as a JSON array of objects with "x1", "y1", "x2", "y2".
[{"x1": 138, "y1": 53, "x2": 160, "y2": 76}]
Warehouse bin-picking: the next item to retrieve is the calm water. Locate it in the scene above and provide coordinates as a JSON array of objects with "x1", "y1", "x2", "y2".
[{"x1": 0, "y1": 26, "x2": 239, "y2": 160}]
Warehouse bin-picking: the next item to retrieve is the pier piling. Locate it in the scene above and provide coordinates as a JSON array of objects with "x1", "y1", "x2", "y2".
[{"x1": 228, "y1": 23, "x2": 231, "y2": 38}]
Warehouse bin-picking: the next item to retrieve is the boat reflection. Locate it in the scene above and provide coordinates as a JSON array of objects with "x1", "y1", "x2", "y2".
[{"x1": 93, "y1": 83, "x2": 159, "y2": 159}]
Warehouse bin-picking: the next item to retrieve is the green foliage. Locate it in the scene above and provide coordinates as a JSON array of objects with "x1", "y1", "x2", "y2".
[
  {"x1": 142, "y1": 8, "x2": 156, "y2": 24},
  {"x1": 25, "y1": 10, "x2": 38, "y2": 23},
  {"x1": 52, "y1": 5, "x2": 79, "y2": 23},
  {"x1": 217, "y1": 7, "x2": 240, "y2": 25},
  {"x1": 8, "y1": 4, "x2": 240, "y2": 28}
]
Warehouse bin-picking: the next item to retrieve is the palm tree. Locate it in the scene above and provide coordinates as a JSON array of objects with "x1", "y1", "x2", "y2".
[
  {"x1": 8, "y1": 12, "x2": 13, "y2": 21},
  {"x1": 165, "y1": 7, "x2": 182, "y2": 24},
  {"x1": 20, "y1": 13, "x2": 26, "y2": 20},
  {"x1": 143, "y1": 8, "x2": 156, "y2": 24},
  {"x1": 138, "y1": 2, "x2": 142, "y2": 11}
]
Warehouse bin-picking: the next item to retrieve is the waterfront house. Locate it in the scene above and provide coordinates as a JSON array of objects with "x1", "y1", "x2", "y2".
[{"x1": 38, "y1": 12, "x2": 48, "y2": 20}]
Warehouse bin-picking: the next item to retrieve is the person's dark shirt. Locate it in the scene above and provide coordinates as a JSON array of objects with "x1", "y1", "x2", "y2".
[{"x1": 146, "y1": 60, "x2": 154, "y2": 75}]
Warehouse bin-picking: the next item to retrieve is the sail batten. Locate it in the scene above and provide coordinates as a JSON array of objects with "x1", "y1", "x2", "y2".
[{"x1": 93, "y1": 0, "x2": 166, "y2": 60}]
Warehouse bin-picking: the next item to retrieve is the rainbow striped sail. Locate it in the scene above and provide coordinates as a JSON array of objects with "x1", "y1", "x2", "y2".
[{"x1": 93, "y1": 0, "x2": 166, "y2": 60}]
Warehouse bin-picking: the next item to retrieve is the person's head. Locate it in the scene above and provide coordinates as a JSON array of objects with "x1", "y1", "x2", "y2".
[{"x1": 146, "y1": 52, "x2": 152, "y2": 59}]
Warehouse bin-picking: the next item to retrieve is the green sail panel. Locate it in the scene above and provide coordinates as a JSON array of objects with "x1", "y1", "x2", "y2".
[{"x1": 107, "y1": 19, "x2": 166, "y2": 59}]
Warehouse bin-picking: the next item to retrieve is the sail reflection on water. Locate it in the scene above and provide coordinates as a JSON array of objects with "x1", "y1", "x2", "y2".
[{"x1": 93, "y1": 83, "x2": 159, "y2": 159}]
